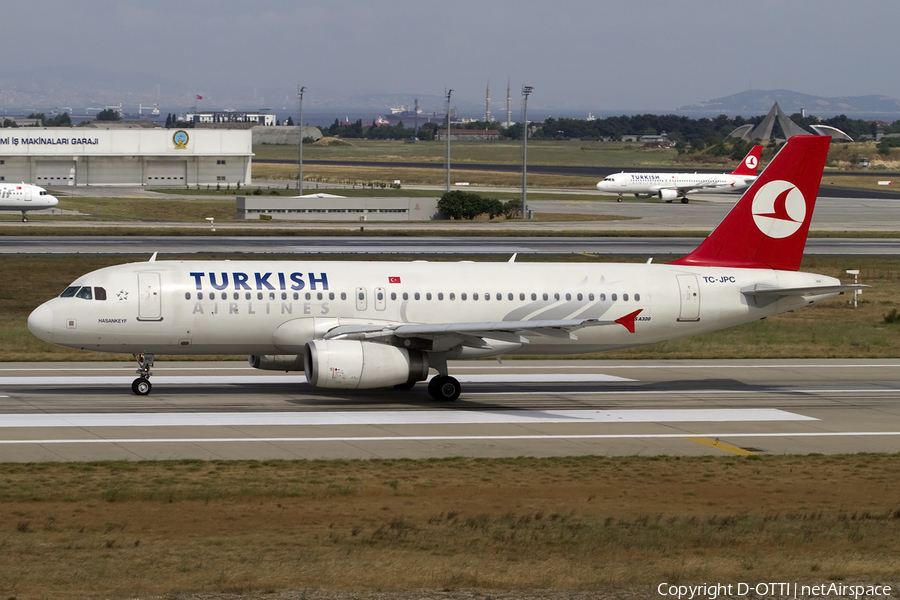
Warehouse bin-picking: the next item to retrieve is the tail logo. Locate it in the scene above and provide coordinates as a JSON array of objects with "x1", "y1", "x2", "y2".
[
  {"x1": 751, "y1": 180, "x2": 806, "y2": 239},
  {"x1": 745, "y1": 155, "x2": 759, "y2": 170}
]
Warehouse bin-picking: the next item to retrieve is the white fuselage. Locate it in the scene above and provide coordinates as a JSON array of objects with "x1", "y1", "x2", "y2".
[
  {"x1": 0, "y1": 183, "x2": 58, "y2": 212},
  {"x1": 596, "y1": 172, "x2": 756, "y2": 196},
  {"x1": 27, "y1": 259, "x2": 841, "y2": 358}
]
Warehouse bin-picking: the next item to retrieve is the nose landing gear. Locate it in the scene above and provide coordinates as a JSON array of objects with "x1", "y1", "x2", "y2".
[{"x1": 132, "y1": 353, "x2": 155, "y2": 395}]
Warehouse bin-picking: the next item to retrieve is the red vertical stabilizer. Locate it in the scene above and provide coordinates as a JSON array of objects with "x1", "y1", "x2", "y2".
[
  {"x1": 669, "y1": 136, "x2": 830, "y2": 271},
  {"x1": 730, "y1": 144, "x2": 763, "y2": 176}
]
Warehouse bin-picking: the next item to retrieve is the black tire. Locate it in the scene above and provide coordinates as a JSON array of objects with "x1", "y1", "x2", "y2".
[
  {"x1": 22, "y1": 216, "x2": 28, "y2": 223},
  {"x1": 616, "y1": 197, "x2": 622, "y2": 202},
  {"x1": 132, "y1": 378, "x2": 152, "y2": 396},
  {"x1": 429, "y1": 375, "x2": 460, "y2": 401},
  {"x1": 681, "y1": 197, "x2": 689, "y2": 204}
]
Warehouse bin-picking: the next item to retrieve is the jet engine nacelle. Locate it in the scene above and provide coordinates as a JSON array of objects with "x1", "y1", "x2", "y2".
[
  {"x1": 248, "y1": 354, "x2": 304, "y2": 372},
  {"x1": 657, "y1": 189, "x2": 679, "y2": 202},
  {"x1": 303, "y1": 339, "x2": 429, "y2": 389}
]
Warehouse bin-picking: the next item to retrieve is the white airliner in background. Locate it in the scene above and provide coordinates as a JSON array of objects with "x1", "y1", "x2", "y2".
[
  {"x1": 596, "y1": 144, "x2": 763, "y2": 203},
  {"x1": 0, "y1": 182, "x2": 59, "y2": 221},
  {"x1": 28, "y1": 136, "x2": 857, "y2": 401}
]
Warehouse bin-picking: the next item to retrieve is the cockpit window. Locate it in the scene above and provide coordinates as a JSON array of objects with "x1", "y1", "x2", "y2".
[
  {"x1": 75, "y1": 287, "x2": 93, "y2": 300},
  {"x1": 60, "y1": 286, "x2": 79, "y2": 298},
  {"x1": 39, "y1": 190, "x2": 48, "y2": 196},
  {"x1": 94, "y1": 287, "x2": 107, "y2": 301}
]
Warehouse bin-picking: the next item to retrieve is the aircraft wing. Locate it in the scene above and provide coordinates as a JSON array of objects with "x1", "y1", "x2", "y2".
[
  {"x1": 323, "y1": 310, "x2": 643, "y2": 345},
  {"x1": 741, "y1": 284, "x2": 867, "y2": 297}
]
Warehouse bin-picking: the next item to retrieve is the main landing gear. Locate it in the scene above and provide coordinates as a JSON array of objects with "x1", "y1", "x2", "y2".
[
  {"x1": 21, "y1": 211, "x2": 28, "y2": 222},
  {"x1": 132, "y1": 353, "x2": 154, "y2": 395},
  {"x1": 616, "y1": 194, "x2": 623, "y2": 202},
  {"x1": 428, "y1": 375, "x2": 461, "y2": 401}
]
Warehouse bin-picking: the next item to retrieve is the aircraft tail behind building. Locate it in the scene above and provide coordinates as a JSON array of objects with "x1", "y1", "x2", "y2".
[
  {"x1": 670, "y1": 136, "x2": 830, "y2": 271},
  {"x1": 729, "y1": 144, "x2": 763, "y2": 177}
]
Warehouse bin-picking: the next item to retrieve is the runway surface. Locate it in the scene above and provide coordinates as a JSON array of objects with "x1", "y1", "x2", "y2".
[{"x1": 1, "y1": 359, "x2": 899, "y2": 462}]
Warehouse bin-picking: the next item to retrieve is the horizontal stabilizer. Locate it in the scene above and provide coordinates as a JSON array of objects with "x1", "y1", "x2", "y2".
[{"x1": 741, "y1": 283, "x2": 867, "y2": 297}]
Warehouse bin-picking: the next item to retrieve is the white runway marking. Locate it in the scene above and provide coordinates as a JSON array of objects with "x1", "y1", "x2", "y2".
[
  {"x1": 0, "y1": 408, "x2": 813, "y2": 428},
  {"x1": 1, "y1": 431, "x2": 898, "y2": 446},
  {"x1": 0, "y1": 373, "x2": 634, "y2": 386}
]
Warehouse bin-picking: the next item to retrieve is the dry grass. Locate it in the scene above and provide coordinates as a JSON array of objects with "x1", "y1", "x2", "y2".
[
  {"x1": 1, "y1": 455, "x2": 899, "y2": 598},
  {"x1": 254, "y1": 162, "x2": 601, "y2": 190}
]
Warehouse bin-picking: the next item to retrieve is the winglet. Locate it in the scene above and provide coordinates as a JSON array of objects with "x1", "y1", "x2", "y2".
[{"x1": 615, "y1": 309, "x2": 643, "y2": 334}]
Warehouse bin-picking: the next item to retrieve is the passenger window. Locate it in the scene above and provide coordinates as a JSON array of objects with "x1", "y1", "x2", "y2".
[
  {"x1": 542, "y1": 293, "x2": 548, "y2": 301},
  {"x1": 554, "y1": 293, "x2": 560, "y2": 301},
  {"x1": 403, "y1": 292, "x2": 409, "y2": 301},
  {"x1": 76, "y1": 287, "x2": 93, "y2": 300},
  {"x1": 600, "y1": 293, "x2": 606, "y2": 301},
  {"x1": 577, "y1": 293, "x2": 583, "y2": 301},
  {"x1": 612, "y1": 293, "x2": 618, "y2": 301},
  {"x1": 305, "y1": 292, "x2": 311, "y2": 300},
  {"x1": 566, "y1": 293, "x2": 571, "y2": 301},
  {"x1": 391, "y1": 292, "x2": 397, "y2": 300},
  {"x1": 635, "y1": 293, "x2": 641, "y2": 301},
  {"x1": 185, "y1": 292, "x2": 191, "y2": 300},
  {"x1": 234, "y1": 292, "x2": 240, "y2": 300},
  {"x1": 281, "y1": 292, "x2": 287, "y2": 300},
  {"x1": 589, "y1": 293, "x2": 594, "y2": 301},
  {"x1": 329, "y1": 292, "x2": 335, "y2": 300},
  {"x1": 623, "y1": 293, "x2": 629, "y2": 301},
  {"x1": 60, "y1": 286, "x2": 79, "y2": 298},
  {"x1": 461, "y1": 293, "x2": 467, "y2": 300},
  {"x1": 414, "y1": 292, "x2": 420, "y2": 300},
  {"x1": 246, "y1": 292, "x2": 252, "y2": 300},
  {"x1": 293, "y1": 292, "x2": 299, "y2": 300},
  {"x1": 258, "y1": 292, "x2": 264, "y2": 300},
  {"x1": 426, "y1": 293, "x2": 432, "y2": 301},
  {"x1": 473, "y1": 293, "x2": 479, "y2": 300},
  {"x1": 531, "y1": 293, "x2": 537, "y2": 301},
  {"x1": 198, "y1": 292, "x2": 204, "y2": 300},
  {"x1": 449, "y1": 293, "x2": 455, "y2": 300},
  {"x1": 519, "y1": 293, "x2": 524, "y2": 301},
  {"x1": 438, "y1": 292, "x2": 444, "y2": 300},
  {"x1": 269, "y1": 292, "x2": 275, "y2": 301},
  {"x1": 497, "y1": 293, "x2": 502, "y2": 301},
  {"x1": 222, "y1": 292, "x2": 228, "y2": 300},
  {"x1": 317, "y1": 292, "x2": 323, "y2": 300}
]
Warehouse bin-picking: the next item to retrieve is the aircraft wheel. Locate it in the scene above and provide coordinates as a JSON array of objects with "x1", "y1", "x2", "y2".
[
  {"x1": 681, "y1": 197, "x2": 690, "y2": 204},
  {"x1": 616, "y1": 197, "x2": 622, "y2": 202},
  {"x1": 21, "y1": 216, "x2": 28, "y2": 223},
  {"x1": 428, "y1": 375, "x2": 460, "y2": 401},
  {"x1": 132, "y1": 377, "x2": 152, "y2": 396},
  {"x1": 394, "y1": 380, "x2": 417, "y2": 390}
]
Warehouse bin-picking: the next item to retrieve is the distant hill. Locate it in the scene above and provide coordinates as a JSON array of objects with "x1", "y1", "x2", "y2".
[{"x1": 677, "y1": 89, "x2": 900, "y2": 119}]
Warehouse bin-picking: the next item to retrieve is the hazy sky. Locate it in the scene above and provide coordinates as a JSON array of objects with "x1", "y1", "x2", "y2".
[{"x1": 9, "y1": 0, "x2": 900, "y2": 111}]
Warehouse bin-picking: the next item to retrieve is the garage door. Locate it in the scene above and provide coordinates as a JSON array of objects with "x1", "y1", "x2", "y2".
[
  {"x1": 36, "y1": 161, "x2": 75, "y2": 186},
  {"x1": 146, "y1": 161, "x2": 186, "y2": 184}
]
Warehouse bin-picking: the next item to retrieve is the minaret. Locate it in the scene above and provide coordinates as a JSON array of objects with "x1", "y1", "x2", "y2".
[
  {"x1": 485, "y1": 82, "x2": 492, "y2": 123},
  {"x1": 505, "y1": 79, "x2": 512, "y2": 127}
]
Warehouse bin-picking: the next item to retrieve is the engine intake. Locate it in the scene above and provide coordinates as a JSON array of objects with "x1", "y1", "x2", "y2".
[{"x1": 304, "y1": 339, "x2": 429, "y2": 389}]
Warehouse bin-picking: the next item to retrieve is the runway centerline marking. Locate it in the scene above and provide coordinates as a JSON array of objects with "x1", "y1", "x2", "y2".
[{"x1": 0, "y1": 408, "x2": 814, "y2": 428}]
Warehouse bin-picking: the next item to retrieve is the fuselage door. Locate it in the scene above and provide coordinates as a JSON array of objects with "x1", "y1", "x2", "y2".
[
  {"x1": 355, "y1": 287, "x2": 367, "y2": 312},
  {"x1": 676, "y1": 274, "x2": 700, "y2": 322},
  {"x1": 374, "y1": 287, "x2": 386, "y2": 311},
  {"x1": 137, "y1": 272, "x2": 163, "y2": 321}
]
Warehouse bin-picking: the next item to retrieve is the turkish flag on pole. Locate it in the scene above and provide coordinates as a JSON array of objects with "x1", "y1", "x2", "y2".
[
  {"x1": 197, "y1": 95, "x2": 203, "y2": 100},
  {"x1": 388, "y1": 277, "x2": 401, "y2": 284}
]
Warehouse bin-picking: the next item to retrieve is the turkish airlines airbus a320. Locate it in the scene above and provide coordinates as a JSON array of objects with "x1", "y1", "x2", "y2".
[
  {"x1": 28, "y1": 136, "x2": 857, "y2": 401},
  {"x1": 0, "y1": 182, "x2": 58, "y2": 221},
  {"x1": 596, "y1": 144, "x2": 762, "y2": 203}
]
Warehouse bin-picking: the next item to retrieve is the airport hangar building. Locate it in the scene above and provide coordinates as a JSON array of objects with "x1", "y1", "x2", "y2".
[{"x1": 0, "y1": 127, "x2": 252, "y2": 186}]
